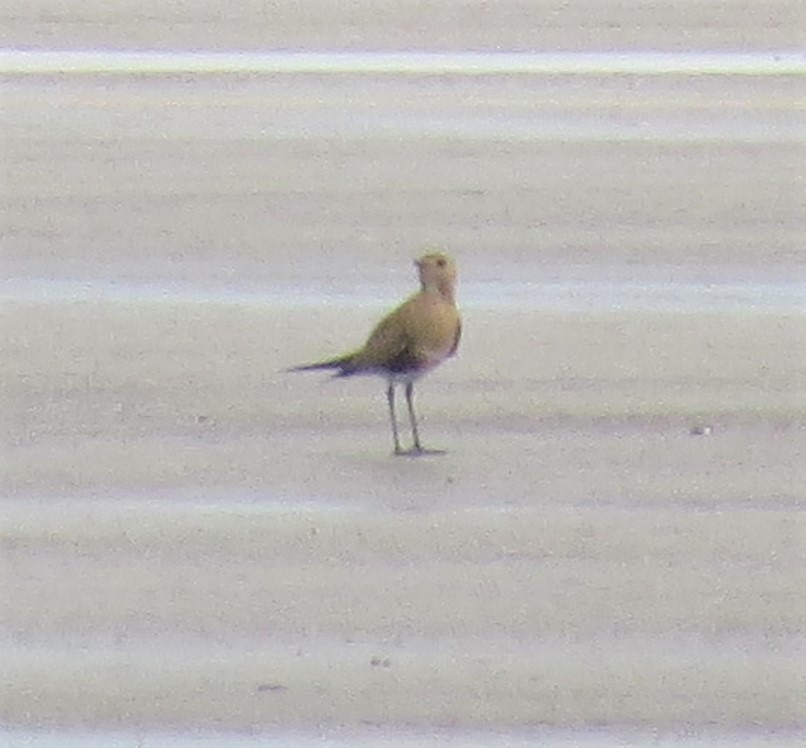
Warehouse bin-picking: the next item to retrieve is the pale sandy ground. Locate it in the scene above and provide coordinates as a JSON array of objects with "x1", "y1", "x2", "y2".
[
  {"x1": 1, "y1": 0, "x2": 805, "y2": 51},
  {"x1": 2, "y1": 2, "x2": 806, "y2": 746},
  {"x1": 2, "y1": 301, "x2": 805, "y2": 741}
]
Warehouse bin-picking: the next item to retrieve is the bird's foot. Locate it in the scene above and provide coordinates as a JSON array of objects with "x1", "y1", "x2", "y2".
[{"x1": 394, "y1": 446, "x2": 447, "y2": 457}]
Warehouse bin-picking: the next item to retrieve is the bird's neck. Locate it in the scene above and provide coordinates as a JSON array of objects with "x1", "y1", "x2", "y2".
[{"x1": 421, "y1": 281, "x2": 456, "y2": 305}]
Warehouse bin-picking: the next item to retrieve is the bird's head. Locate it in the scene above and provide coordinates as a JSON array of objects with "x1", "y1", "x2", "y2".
[{"x1": 415, "y1": 251, "x2": 457, "y2": 301}]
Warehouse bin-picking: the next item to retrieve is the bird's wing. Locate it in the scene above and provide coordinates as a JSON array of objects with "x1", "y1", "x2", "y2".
[
  {"x1": 346, "y1": 300, "x2": 413, "y2": 373},
  {"x1": 449, "y1": 319, "x2": 462, "y2": 356}
]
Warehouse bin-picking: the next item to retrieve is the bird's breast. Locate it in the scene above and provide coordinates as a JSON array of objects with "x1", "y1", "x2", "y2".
[{"x1": 407, "y1": 301, "x2": 461, "y2": 362}]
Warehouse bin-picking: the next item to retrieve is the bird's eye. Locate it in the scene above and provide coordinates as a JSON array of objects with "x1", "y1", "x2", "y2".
[{"x1": 436, "y1": 258, "x2": 446, "y2": 268}]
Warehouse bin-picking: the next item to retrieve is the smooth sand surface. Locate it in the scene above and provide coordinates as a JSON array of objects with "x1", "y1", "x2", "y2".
[
  {"x1": 1, "y1": 0, "x2": 804, "y2": 51},
  {"x1": 2, "y1": 3, "x2": 806, "y2": 744},
  {"x1": 3, "y1": 301, "x2": 805, "y2": 738}
]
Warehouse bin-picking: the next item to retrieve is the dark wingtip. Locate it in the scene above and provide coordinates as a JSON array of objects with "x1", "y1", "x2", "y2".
[
  {"x1": 287, "y1": 356, "x2": 351, "y2": 374},
  {"x1": 287, "y1": 362, "x2": 335, "y2": 373}
]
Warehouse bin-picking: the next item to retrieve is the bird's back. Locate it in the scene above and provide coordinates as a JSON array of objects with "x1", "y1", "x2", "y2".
[{"x1": 345, "y1": 289, "x2": 461, "y2": 377}]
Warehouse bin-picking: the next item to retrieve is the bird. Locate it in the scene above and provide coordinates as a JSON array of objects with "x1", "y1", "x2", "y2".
[{"x1": 289, "y1": 251, "x2": 461, "y2": 456}]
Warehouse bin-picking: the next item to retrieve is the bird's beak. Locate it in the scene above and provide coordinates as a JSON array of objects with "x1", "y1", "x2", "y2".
[{"x1": 413, "y1": 258, "x2": 422, "y2": 268}]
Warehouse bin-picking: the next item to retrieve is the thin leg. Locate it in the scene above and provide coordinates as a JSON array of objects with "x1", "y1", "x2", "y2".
[
  {"x1": 387, "y1": 382, "x2": 403, "y2": 454},
  {"x1": 405, "y1": 381, "x2": 422, "y2": 452}
]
